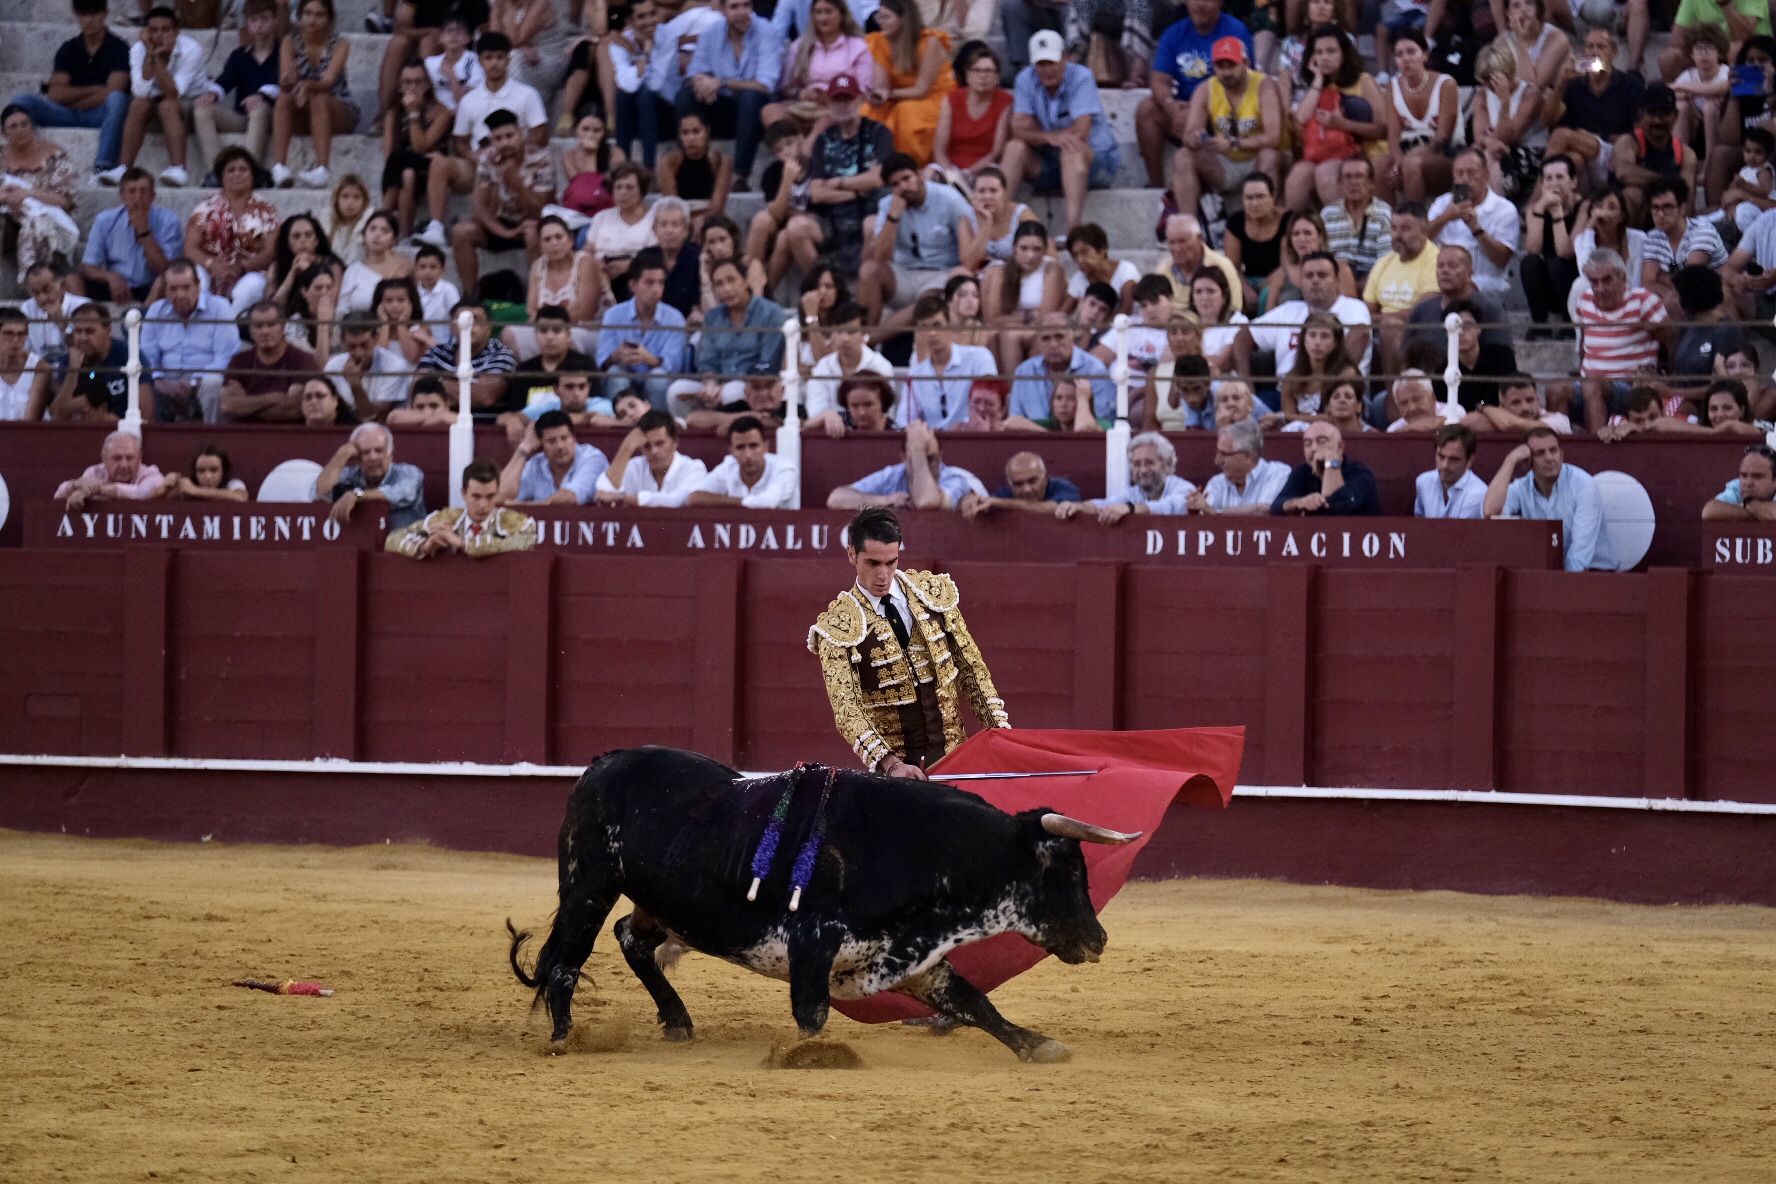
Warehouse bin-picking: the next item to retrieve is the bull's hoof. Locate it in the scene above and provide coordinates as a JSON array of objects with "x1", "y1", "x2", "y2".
[
  {"x1": 767, "y1": 1037, "x2": 864, "y2": 1070},
  {"x1": 544, "y1": 1036, "x2": 570, "y2": 1056},
  {"x1": 1020, "y1": 1038, "x2": 1072, "y2": 1064},
  {"x1": 662, "y1": 1024, "x2": 694, "y2": 1043}
]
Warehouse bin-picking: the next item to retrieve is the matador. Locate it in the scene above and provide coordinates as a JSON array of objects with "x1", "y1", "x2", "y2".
[{"x1": 807, "y1": 507, "x2": 1009, "y2": 780}]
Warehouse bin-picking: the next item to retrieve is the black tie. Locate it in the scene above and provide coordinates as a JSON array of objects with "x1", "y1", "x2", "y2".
[{"x1": 881, "y1": 597, "x2": 911, "y2": 649}]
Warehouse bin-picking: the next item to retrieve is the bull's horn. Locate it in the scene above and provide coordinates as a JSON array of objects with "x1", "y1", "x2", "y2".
[{"x1": 1040, "y1": 813, "x2": 1144, "y2": 845}]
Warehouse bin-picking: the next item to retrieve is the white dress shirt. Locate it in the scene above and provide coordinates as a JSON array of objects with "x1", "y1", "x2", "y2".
[
  {"x1": 1202, "y1": 459, "x2": 1291, "y2": 512},
  {"x1": 596, "y1": 451, "x2": 710, "y2": 507},
  {"x1": 130, "y1": 33, "x2": 210, "y2": 99},
  {"x1": 1428, "y1": 188, "x2": 1523, "y2": 297},
  {"x1": 693, "y1": 452, "x2": 799, "y2": 508},
  {"x1": 805, "y1": 346, "x2": 894, "y2": 418},
  {"x1": 1413, "y1": 468, "x2": 1486, "y2": 519}
]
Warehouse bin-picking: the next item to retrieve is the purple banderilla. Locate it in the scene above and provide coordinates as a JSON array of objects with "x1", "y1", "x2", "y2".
[{"x1": 745, "y1": 763, "x2": 837, "y2": 912}]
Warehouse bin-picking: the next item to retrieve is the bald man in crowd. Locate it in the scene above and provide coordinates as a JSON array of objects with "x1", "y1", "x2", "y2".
[{"x1": 960, "y1": 451, "x2": 1083, "y2": 518}]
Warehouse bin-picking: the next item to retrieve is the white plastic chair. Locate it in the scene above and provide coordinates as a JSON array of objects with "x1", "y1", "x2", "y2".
[
  {"x1": 1593, "y1": 470, "x2": 1657, "y2": 572},
  {"x1": 257, "y1": 459, "x2": 325, "y2": 504}
]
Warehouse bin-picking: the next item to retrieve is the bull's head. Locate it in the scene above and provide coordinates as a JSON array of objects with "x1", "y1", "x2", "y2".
[{"x1": 1017, "y1": 811, "x2": 1142, "y2": 965}]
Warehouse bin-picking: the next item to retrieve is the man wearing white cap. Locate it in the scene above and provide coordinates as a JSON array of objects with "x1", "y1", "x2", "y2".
[
  {"x1": 1173, "y1": 35, "x2": 1282, "y2": 226},
  {"x1": 1000, "y1": 30, "x2": 1121, "y2": 232}
]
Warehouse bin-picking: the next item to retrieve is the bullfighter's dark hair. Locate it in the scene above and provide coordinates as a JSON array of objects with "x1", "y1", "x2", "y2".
[
  {"x1": 848, "y1": 506, "x2": 902, "y2": 551},
  {"x1": 462, "y1": 459, "x2": 501, "y2": 488}
]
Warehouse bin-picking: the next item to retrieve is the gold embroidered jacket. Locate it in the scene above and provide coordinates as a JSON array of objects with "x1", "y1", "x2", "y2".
[
  {"x1": 807, "y1": 568, "x2": 1009, "y2": 771},
  {"x1": 385, "y1": 507, "x2": 539, "y2": 559}
]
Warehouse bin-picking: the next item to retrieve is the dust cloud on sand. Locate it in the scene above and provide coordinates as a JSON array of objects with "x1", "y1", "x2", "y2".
[{"x1": 1, "y1": 830, "x2": 1772, "y2": 1183}]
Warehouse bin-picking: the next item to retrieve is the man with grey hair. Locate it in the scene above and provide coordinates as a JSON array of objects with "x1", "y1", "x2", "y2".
[
  {"x1": 1056, "y1": 431, "x2": 1194, "y2": 523},
  {"x1": 1151, "y1": 212, "x2": 1244, "y2": 311},
  {"x1": 1186, "y1": 420, "x2": 1290, "y2": 516},
  {"x1": 55, "y1": 429, "x2": 165, "y2": 511},
  {"x1": 318, "y1": 421, "x2": 428, "y2": 528},
  {"x1": 1571, "y1": 246, "x2": 1671, "y2": 432},
  {"x1": 1386, "y1": 369, "x2": 1454, "y2": 432}
]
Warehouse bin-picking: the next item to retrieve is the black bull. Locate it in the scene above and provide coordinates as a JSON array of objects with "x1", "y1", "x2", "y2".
[{"x1": 507, "y1": 746, "x2": 1141, "y2": 1061}]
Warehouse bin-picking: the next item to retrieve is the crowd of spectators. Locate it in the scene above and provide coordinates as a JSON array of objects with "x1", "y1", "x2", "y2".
[{"x1": 5, "y1": 0, "x2": 1776, "y2": 560}]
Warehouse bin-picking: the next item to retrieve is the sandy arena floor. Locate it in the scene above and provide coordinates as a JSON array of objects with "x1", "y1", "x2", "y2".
[{"x1": 1, "y1": 830, "x2": 1772, "y2": 1183}]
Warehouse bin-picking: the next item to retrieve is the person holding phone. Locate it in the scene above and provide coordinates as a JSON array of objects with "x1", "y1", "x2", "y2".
[{"x1": 1425, "y1": 147, "x2": 1521, "y2": 298}]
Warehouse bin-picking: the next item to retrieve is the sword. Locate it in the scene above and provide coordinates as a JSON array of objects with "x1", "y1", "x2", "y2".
[{"x1": 928, "y1": 769, "x2": 1100, "y2": 781}]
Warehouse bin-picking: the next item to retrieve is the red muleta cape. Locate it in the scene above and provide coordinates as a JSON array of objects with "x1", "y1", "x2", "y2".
[{"x1": 830, "y1": 725, "x2": 1245, "y2": 1024}]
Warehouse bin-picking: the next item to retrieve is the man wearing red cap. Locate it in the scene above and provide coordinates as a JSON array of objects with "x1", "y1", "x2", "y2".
[
  {"x1": 782, "y1": 70, "x2": 895, "y2": 276},
  {"x1": 1173, "y1": 35, "x2": 1281, "y2": 227}
]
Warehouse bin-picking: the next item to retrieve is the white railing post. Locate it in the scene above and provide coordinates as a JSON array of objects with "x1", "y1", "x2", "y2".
[
  {"x1": 1443, "y1": 311, "x2": 1462, "y2": 414},
  {"x1": 775, "y1": 316, "x2": 803, "y2": 509},
  {"x1": 120, "y1": 308, "x2": 144, "y2": 439},
  {"x1": 1103, "y1": 312, "x2": 1131, "y2": 498},
  {"x1": 449, "y1": 309, "x2": 474, "y2": 509}
]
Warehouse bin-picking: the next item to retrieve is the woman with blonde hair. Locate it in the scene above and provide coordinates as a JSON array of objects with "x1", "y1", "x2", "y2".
[
  {"x1": 863, "y1": 0, "x2": 955, "y2": 165},
  {"x1": 1471, "y1": 40, "x2": 1547, "y2": 201}
]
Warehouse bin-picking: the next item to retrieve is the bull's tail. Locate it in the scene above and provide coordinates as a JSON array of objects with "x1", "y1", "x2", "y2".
[{"x1": 506, "y1": 917, "x2": 543, "y2": 994}]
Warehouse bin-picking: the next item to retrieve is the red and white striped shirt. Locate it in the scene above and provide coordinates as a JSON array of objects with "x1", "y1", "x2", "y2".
[{"x1": 1577, "y1": 287, "x2": 1667, "y2": 379}]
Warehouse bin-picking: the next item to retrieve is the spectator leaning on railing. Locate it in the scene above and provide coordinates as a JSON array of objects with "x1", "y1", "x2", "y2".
[
  {"x1": 686, "y1": 414, "x2": 800, "y2": 508},
  {"x1": 826, "y1": 420, "x2": 987, "y2": 511},
  {"x1": 1484, "y1": 427, "x2": 1615, "y2": 572},
  {"x1": 1272, "y1": 418, "x2": 1380, "y2": 516},
  {"x1": 499, "y1": 409, "x2": 611, "y2": 506},
  {"x1": 1187, "y1": 419, "x2": 1291, "y2": 516},
  {"x1": 1058, "y1": 431, "x2": 1195, "y2": 524},
  {"x1": 55, "y1": 430, "x2": 165, "y2": 510},
  {"x1": 1702, "y1": 444, "x2": 1776, "y2": 522},
  {"x1": 958, "y1": 450, "x2": 1083, "y2": 519},
  {"x1": 387, "y1": 459, "x2": 538, "y2": 559},
  {"x1": 319, "y1": 421, "x2": 428, "y2": 529},
  {"x1": 594, "y1": 409, "x2": 711, "y2": 507}
]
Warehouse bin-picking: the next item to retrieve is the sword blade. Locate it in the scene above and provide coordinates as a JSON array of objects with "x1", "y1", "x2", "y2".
[{"x1": 929, "y1": 769, "x2": 1100, "y2": 781}]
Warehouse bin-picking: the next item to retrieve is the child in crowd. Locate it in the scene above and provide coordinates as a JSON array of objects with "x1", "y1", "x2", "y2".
[
  {"x1": 1723, "y1": 127, "x2": 1776, "y2": 233},
  {"x1": 423, "y1": 13, "x2": 483, "y2": 115},
  {"x1": 328, "y1": 174, "x2": 372, "y2": 264},
  {"x1": 411, "y1": 244, "x2": 461, "y2": 344},
  {"x1": 386, "y1": 374, "x2": 458, "y2": 426},
  {"x1": 381, "y1": 61, "x2": 451, "y2": 237},
  {"x1": 1672, "y1": 24, "x2": 1730, "y2": 165},
  {"x1": 195, "y1": 0, "x2": 279, "y2": 185}
]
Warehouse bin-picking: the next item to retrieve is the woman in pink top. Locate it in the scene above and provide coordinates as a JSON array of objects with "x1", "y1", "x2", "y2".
[{"x1": 762, "y1": 0, "x2": 871, "y2": 140}]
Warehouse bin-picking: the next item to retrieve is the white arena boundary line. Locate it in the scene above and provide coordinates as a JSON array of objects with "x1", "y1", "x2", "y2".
[{"x1": 2, "y1": 754, "x2": 1775, "y2": 817}]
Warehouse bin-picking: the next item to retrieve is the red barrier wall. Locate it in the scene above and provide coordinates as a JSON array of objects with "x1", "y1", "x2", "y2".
[
  {"x1": 0, "y1": 424, "x2": 1747, "y2": 566},
  {"x1": 0, "y1": 547, "x2": 1764, "y2": 804}
]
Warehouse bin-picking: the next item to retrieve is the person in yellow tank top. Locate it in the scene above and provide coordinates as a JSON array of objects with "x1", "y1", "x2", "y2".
[{"x1": 1175, "y1": 37, "x2": 1283, "y2": 228}]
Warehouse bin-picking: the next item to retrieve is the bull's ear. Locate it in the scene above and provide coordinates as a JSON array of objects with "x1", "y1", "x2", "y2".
[{"x1": 1040, "y1": 813, "x2": 1143, "y2": 845}]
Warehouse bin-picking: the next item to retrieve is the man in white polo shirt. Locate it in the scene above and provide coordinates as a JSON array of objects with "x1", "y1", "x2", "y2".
[
  {"x1": 1426, "y1": 148, "x2": 1521, "y2": 299},
  {"x1": 1234, "y1": 250, "x2": 1372, "y2": 378}
]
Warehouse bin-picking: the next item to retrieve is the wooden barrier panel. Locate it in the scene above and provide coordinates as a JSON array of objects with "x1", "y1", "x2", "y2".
[
  {"x1": 2, "y1": 549, "x2": 1770, "y2": 802},
  {"x1": 1701, "y1": 523, "x2": 1776, "y2": 573}
]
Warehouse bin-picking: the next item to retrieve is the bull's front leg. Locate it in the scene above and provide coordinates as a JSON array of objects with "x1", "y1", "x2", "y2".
[
  {"x1": 786, "y1": 923, "x2": 843, "y2": 1038},
  {"x1": 896, "y1": 959, "x2": 1071, "y2": 1063}
]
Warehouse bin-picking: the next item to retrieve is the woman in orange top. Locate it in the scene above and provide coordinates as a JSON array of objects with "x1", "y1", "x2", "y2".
[{"x1": 863, "y1": 0, "x2": 954, "y2": 166}]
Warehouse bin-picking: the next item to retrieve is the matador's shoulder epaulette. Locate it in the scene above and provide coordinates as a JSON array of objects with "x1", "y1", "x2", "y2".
[
  {"x1": 807, "y1": 590, "x2": 869, "y2": 653},
  {"x1": 900, "y1": 569, "x2": 959, "y2": 613}
]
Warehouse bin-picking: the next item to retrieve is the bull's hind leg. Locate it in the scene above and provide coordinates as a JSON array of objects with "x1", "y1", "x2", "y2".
[
  {"x1": 541, "y1": 883, "x2": 623, "y2": 1045},
  {"x1": 614, "y1": 909, "x2": 696, "y2": 1042},
  {"x1": 895, "y1": 959, "x2": 1071, "y2": 1063}
]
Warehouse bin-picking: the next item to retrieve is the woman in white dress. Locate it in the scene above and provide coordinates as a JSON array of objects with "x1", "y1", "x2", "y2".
[{"x1": 337, "y1": 211, "x2": 413, "y2": 313}]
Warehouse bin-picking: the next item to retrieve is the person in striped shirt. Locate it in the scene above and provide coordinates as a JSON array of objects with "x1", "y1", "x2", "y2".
[
  {"x1": 1572, "y1": 248, "x2": 1672, "y2": 433},
  {"x1": 1638, "y1": 176, "x2": 1726, "y2": 312}
]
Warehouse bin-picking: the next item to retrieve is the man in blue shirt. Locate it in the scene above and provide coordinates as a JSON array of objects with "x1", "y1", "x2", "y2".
[
  {"x1": 1701, "y1": 444, "x2": 1776, "y2": 522},
  {"x1": 1000, "y1": 30, "x2": 1121, "y2": 231},
  {"x1": 5, "y1": 0, "x2": 130, "y2": 181},
  {"x1": 667, "y1": 255, "x2": 787, "y2": 416},
  {"x1": 1484, "y1": 428, "x2": 1616, "y2": 572},
  {"x1": 827, "y1": 420, "x2": 986, "y2": 511},
  {"x1": 676, "y1": 0, "x2": 782, "y2": 182},
  {"x1": 78, "y1": 170, "x2": 182, "y2": 304},
  {"x1": 1009, "y1": 312, "x2": 1117, "y2": 421},
  {"x1": 597, "y1": 248, "x2": 690, "y2": 411},
  {"x1": 500, "y1": 409, "x2": 611, "y2": 505},
  {"x1": 1137, "y1": 0, "x2": 1253, "y2": 186},
  {"x1": 140, "y1": 259, "x2": 236, "y2": 422},
  {"x1": 859, "y1": 153, "x2": 978, "y2": 328}
]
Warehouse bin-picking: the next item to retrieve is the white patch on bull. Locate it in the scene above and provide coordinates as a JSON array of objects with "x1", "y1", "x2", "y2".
[{"x1": 718, "y1": 890, "x2": 1038, "y2": 999}]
